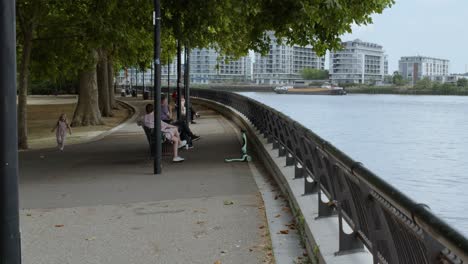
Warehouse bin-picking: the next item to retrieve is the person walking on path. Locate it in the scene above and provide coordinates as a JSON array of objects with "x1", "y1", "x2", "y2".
[{"x1": 51, "y1": 113, "x2": 72, "y2": 151}]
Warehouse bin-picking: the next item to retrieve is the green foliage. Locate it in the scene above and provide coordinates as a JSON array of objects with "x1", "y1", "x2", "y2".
[
  {"x1": 457, "y1": 78, "x2": 468, "y2": 87},
  {"x1": 392, "y1": 72, "x2": 406, "y2": 86},
  {"x1": 162, "y1": 0, "x2": 395, "y2": 57},
  {"x1": 30, "y1": 80, "x2": 78, "y2": 95},
  {"x1": 384, "y1": 75, "x2": 393, "y2": 84},
  {"x1": 414, "y1": 77, "x2": 432, "y2": 89},
  {"x1": 301, "y1": 69, "x2": 329, "y2": 80},
  {"x1": 21, "y1": 0, "x2": 396, "y2": 86},
  {"x1": 252, "y1": 0, "x2": 395, "y2": 56}
]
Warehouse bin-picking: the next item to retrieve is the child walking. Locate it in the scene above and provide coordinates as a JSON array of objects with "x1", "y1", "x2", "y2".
[{"x1": 51, "y1": 114, "x2": 72, "y2": 151}]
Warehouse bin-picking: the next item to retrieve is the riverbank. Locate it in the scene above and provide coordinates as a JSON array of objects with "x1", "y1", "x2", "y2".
[
  {"x1": 346, "y1": 86, "x2": 468, "y2": 95},
  {"x1": 25, "y1": 96, "x2": 132, "y2": 150}
]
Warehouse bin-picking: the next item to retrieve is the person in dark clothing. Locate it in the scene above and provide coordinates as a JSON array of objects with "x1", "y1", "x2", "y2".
[{"x1": 161, "y1": 94, "x2": 200, "y2": 148}]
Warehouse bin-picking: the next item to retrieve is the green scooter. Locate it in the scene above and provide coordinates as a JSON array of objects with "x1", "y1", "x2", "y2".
[{"x1": 225, "y1": 130, "x2": 252, "y2": 162}]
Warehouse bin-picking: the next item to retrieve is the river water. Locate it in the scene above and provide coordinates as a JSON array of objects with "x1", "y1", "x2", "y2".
[{"x1": 239, "y1": 92, "x2": 468, "y2": 236}]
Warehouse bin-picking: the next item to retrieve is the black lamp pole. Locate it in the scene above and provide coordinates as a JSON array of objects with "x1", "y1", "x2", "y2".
[
  {"x1": 176, "y1": 41, "x2": 182, "y2": 120},
  {"x1": 0, "y1": 0, "x2": 22, "y2": 262},
  {"x1": 153, "y1": 0, "x2": 162, "y2": 174},
  {"x1": 184, "y1": 46, "x2": 191, "y2": 126},
  {"x1": 167, "y1": 55, "x2": 170, "y2": 103}
]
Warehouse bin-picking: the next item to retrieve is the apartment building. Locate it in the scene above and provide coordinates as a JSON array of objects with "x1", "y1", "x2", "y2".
[
  {"x1": 399, "y1": 56, "x2": 449, "y2": 84},
  {"x1": 253, "y1": 32, "x2": 325, "y2": 85},
  {"x1": 189, "y1": 48, "x2": 251, "y2": 84},
  {"x1": 329, "y1": 39, "x2": 387, "y2": 84}
]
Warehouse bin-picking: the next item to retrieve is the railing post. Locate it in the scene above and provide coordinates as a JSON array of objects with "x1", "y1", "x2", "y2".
[
  {"x1": 304, "y1": 174, "x2": 319, "y2": 195},
  {"x1": 266, "y1": 135, "x2": 273, "y2": 143},
  {"x1": 278, "y1": 145, "x2": 287, "y2": 157},
  {"x1": 272, "y1": 140, "x2": 279, "y2": 149},
  {"x1": 285, "y1": 153, "x2": 295, "y2": 166},
  {"x1": 294, "y1": 162, "x2": 304, "y2": 179},
  {"x1": 335, "y1": 202, "x2": 365, "y2": 255}
]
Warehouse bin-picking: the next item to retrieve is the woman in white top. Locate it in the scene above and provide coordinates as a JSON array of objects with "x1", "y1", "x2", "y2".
[{"x1": 142, "y1": 104, "x2": 185, "y2": 162}]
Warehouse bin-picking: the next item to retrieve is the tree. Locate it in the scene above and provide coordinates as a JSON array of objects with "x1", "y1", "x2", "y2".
[
  {"x1": 457, "y1": 78, "x2": 468, "y2": 88},
  {"x1": 414, "y1": 77, "x2": 432, "y2": 89},
  {"x1": 301, "y1": 69, "x2": 329, "y2": 80},
  {"x1": 16, "y1": 0, "x2": 49, "y2": 149},
  {"x1": 19, "y1": 0, "x2": 395, "y2": 132},
  {"x1": 392, "y1": 72, "x2": 406, "y2": 86}
]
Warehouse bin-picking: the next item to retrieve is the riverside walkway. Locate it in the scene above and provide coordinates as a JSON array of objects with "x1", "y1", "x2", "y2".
[{"x1": 18, "y1": 99, "x2": 273, "y2": 264}]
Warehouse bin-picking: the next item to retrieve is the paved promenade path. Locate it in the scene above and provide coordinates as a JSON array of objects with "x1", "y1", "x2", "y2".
[{"x1": 19, "y1": 99, "x2": 270, "y2": 264}]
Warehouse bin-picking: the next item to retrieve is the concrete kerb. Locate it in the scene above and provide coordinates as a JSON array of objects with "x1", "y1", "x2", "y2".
[
  {"x1": 66, "y1": 99, "x2": 139, "y2": 145},
  {"x1": 83, "y1": 99, "x2": 139, "y2": 143},
  {"x1": 192, "y1": 97, "x2": 373, "y2": 264}
]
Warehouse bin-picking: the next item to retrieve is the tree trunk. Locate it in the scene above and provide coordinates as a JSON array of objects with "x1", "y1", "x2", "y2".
[
  {"x1": 107, "y1": 55, "x2": 117, "y2": 109},
  {"x1": 72, "y1": 50, "x2": 103, "y2": 126},
  {"x1": 97, "y1": 49, "x2": 112, "y2": 117},
  {"x1": 17, "y1": 26, "x2": 34, "y2": 150}
]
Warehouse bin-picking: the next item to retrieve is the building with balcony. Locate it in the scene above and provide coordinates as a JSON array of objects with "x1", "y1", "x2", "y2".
[
  {"x1": 329, "y1": 39, "x2": 387, "y2": 85},
  {"x1": 189, "y1": 48, "x2": 251, "y2": 84},
  {"x1": 253, "y1": 32, "x2": 325, "y2": 85}
]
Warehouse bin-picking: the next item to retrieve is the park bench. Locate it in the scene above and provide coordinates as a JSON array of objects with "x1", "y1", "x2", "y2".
[{"x1": 142, "y1": 126, "x2": 173, "y2": 157}]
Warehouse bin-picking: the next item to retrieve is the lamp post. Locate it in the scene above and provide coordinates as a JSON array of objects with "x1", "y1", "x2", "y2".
[
  {"x1": 176, "y1": 41, "x2": 182, "y2": 120},
  {"x1": 167, "y1": 54, "x2": 170, "y2": 103},
  {"x1": 153, "y1": 0, "x2": 162, "y2": 174},
  {"x1": 0, "y1": 0, "x2": 22, "y2": 262},
  {"x1": 184, "y1": 46, "x2": 191, "y2": 126}
]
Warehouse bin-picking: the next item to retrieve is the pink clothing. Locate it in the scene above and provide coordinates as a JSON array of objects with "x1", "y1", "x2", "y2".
[
  {"x1": 141, "y1": 112, "x2": 177, "y2": 141},
  {"x1": 56, "y1": 120, "x2": 68, "y2": 150},
  {"x1": 161, "y1": 121, "x2": 178, "y2": 141},
  {"x1": 143, "y1": 112, "x2": 154, "y2": 128}
]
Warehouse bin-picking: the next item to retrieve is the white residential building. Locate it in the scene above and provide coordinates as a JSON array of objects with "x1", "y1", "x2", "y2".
[
  {"x1": 117, "y1": 47, "x2": 254, "y2": 86},
  {"x1": 399, "y1": 56, "x2": 449, "y2": 84},
  {"x1": 329, "y1": 39, "x2": 387, "y2": 84},
  {"x1": 189, "y1": 48, "x2": 251, "y2": 84},
  {"x1": 117, "y1": 62, "x2": 178, "y2": 87},
  {"x1": 253, "y1": 32, "x2": 325, "y2": 85}
]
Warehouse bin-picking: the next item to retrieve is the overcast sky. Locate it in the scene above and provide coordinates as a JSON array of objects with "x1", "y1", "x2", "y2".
[{"x1": 340, "y1": 0, "x2": 468, "y2": 74}]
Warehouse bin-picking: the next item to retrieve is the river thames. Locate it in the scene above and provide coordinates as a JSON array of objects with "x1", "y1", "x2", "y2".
[{"x1": 240, "y1": 92, "x2": 468, "y2": 236}]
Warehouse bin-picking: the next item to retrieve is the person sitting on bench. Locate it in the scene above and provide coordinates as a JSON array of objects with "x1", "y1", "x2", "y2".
[
  {"x1": 180, "y1": 95, "x2": 199, "y2": 124},
  {"x1": 161, "y1": 94, "x2": 200, "y2": 148},
  {"x1": 142, "y1": 104, "x2": 186, "y2": 162}
]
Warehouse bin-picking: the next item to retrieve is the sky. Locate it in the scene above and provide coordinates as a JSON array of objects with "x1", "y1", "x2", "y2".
[{"x1": 341, "y1": 0, "x2": 468, "y2": 74}]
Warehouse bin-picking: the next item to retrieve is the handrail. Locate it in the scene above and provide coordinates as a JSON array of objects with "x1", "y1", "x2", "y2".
[{"x1": 191, "y1": 88, "x2": 468, "y2": 264}]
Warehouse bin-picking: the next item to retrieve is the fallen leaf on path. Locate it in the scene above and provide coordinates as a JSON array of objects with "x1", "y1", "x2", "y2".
[
  {"x1": 26, "y1": 213, "x2": 32, "y2": 217},
  {"x1": 274, "y1": 214, "x2": 281, "y2": 218},
  {"x1": 223, "y1": 200, "x2": 234, "y2": 205},
  {"x1": 279, "y1": 230, "x2": 289, "y2": 234},
  {"x1": 85, "y1": 236, "x2": 96, "y2": 241},
  {"x1": 258, "y1": 225, "x2": 265, "y2": 229},
  {"x1": 214, "y1": 260, "x2": 222, "y2": 264},
  {"x1": 54, "y1": 224, "x2": 64, "y2": 228},
  {"x1": 274, "y1": 195, "x2": 279, "y2": 200}
]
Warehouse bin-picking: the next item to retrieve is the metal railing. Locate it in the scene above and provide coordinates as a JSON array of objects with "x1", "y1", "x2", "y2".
[{"x1": 191, "y1": 89, "x2": 468, "y2": 264}]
